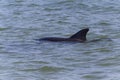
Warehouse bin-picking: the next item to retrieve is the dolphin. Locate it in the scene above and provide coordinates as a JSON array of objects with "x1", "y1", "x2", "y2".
[{"x1": 39, "y1": 28, "x2": 89, "y2": 42}]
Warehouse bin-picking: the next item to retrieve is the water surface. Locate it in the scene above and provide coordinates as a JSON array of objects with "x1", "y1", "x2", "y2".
[{"x1": 0, "y1": 0, "x2": 120, "y2": 80}]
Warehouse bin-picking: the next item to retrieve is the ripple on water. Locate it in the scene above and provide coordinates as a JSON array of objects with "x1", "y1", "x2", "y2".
[
  {"x1": 19, "y1": 65, "x2": 67, "y2": 74},
  {"x1": 40, "y1": 66, "x2": 66, "y2": 73},
  {"x1": 0, "y1": 27, "x2": 10, "y2": 31},
  {"x1": 82, "y1": 74, "x2": 105, "y2": 80}
]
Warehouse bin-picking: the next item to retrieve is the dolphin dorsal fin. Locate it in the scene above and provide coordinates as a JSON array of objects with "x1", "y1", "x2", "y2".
[{"x1": 69, "y1": 28, "x2": 89, "y2": 41}]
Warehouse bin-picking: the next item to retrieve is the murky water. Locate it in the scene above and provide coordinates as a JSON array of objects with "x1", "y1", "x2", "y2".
[{"x1": 0, "y1": 0, "x2": 120, "y2": 80}]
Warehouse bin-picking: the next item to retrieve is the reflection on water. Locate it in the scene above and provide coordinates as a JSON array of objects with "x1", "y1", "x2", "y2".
[{"x1": 0, "y1": 0, "x2": 120, "y2": 80}]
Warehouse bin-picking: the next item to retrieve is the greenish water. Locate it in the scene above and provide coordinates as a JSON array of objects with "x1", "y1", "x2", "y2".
[{"x1": 0, "y1": 0, "x2": 120, "y2": 80}]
